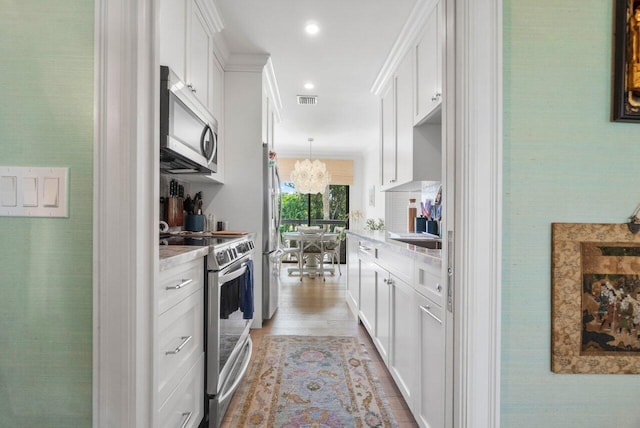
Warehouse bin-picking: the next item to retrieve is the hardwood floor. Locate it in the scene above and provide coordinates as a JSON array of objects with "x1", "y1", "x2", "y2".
[{"x1": 221, "y1": 265, "x2": 418, "y2": 427}]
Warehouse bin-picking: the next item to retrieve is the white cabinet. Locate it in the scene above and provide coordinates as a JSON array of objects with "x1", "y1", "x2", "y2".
[
  {"x1": 417, "y1": 293, "x2": 446, "y2": 428},
  {"x1": 380, "y1": 50, "x2": 442, "y2": 192},
  {"x1": 374, "y1": 265, "x2": 391, "y2": 365},
  {"x1": 346, "y1": 236, "x2": 360, "y2": 316},
  {"x1": 159, "y1": 0, "x2": 221, "y2": 115},
  {"x1": 389, "y1": 274, "x2": 419, "y2": 410},
  {"x1": 415, "y1": 0, "x2": 443, "y2": 124},
  {"x1": 186, "y1": 0, "x2": 211, "y2": 109},
  {"x1": 380, "y1": 81, "x2": 396, "y2": 187},
  {"x1": 156, "y1": 255, "x2": 205, "y2": 427},
  {"x1": 359, "y1": 249, "x2": 377, "y2": 335}
]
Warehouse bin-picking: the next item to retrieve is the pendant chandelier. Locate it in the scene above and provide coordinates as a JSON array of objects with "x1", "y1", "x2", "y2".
[{"x1": 290, "y1": 138, "x2": 331, "y2": 194}]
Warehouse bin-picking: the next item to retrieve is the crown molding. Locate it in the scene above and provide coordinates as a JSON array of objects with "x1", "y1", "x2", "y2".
[
  {"x1": 263, "y1": 57, "x2": 282, "y2": 123},
  {"x1": 195, "y1": 0, "x2": 224, "y2": 33},
  {"x1": 370, "y1": 0, "x2": 439, "y2": 96},
  {"x1": 224, "y1": 53, "x2": 270, "y2": 72}
]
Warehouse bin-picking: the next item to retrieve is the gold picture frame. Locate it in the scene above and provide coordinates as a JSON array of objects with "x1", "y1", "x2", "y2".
[
  {"x1": 612, "y1": 0, "x2": 640, "y2": 121},
  {"x1": 551, "y1": 223, "x2": 640, "y2": 374}
]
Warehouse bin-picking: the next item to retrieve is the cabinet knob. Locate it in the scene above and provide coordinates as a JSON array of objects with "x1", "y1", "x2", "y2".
[
  {"x1": 187, "y1": 83, "x2": 196, "y2": 93},
  {"x1": 431, "y1": 92, "x2": 442, "y2": 102},
  {"x1": 436, "y1": 284, "x2": 442, "y2": 292}
]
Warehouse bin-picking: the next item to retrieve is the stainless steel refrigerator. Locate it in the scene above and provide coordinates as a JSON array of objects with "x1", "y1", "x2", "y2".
[{"x1": 262, "y1": 143, "x2": 282, "y2": 320}]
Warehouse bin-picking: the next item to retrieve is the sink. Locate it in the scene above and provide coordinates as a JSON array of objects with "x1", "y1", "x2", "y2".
[
  {"x1": 387, "y1": 232, "x2": 442, "y2": 249},
  {"x1": 391, "y1": 238, "x2": 442, "y2": 249}
]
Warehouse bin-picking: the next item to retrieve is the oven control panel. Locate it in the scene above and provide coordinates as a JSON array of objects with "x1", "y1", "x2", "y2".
[{"x1": 212, "y1": 238, "x2": 254, "y2": 271}]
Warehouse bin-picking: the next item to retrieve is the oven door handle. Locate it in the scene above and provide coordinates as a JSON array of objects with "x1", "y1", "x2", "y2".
[
  {"x1": 217, "y1": 263, "x2": 248, "y2": 285},
  {"x1": 217, "y1": 337, "x2": 253, "y2": 404}
]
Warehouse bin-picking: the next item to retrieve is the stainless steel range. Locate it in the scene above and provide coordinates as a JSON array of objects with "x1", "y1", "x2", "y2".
[{"x1": 162, "y1": 233, "x2": 255, "y2": 427}]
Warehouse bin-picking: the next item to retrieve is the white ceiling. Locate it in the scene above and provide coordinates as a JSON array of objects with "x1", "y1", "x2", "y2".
[{"x1": 215, "y1": 0, "x2": 417, "y2": 157}]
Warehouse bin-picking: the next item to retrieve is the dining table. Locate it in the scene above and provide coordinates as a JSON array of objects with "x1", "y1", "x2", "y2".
[{"x1": 281, "y1": 231, "x2": 339, "y2": 278}]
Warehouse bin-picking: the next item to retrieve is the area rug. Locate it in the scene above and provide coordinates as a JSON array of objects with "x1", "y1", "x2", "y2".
[{"x1": 230, "y1": 335, "x2": 398, "y2": 428}]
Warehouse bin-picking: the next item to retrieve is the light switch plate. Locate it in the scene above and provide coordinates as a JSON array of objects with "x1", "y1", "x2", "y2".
[{"x1": 0, "y1": 167, "x2": 69, "y2": 217}]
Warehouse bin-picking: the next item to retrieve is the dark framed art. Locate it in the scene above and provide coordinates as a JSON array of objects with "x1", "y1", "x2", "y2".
[
  {"x1": 613, "y1": 0, "x2": 640, "y2": 121},
  {"x1": 551, "y1": 223, "x2": 640, "y2": 374}
]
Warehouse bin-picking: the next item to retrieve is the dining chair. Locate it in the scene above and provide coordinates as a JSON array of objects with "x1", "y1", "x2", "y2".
[
  {"x1": 298, "y1": 228, "x2": 327, "y2": 281},
  {"x1": 277, "y1": 233, "x2": 303, "y2": 275},
  {"x1": 322, "y1": 226, "x2": 345, "y2": 275}
]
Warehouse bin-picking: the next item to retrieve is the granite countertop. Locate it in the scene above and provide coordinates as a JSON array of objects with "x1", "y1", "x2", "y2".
[
  {"x1": 159, "y1": 246, "x2": 208, "y2": 271},
  {"x1": 346, "y1": 229, "x2": 442, "y2": 261}
]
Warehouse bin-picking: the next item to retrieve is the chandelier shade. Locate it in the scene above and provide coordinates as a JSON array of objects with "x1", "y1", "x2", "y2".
[{"x1": 290, "y1": 138, "x2": 331, "y2": 194}]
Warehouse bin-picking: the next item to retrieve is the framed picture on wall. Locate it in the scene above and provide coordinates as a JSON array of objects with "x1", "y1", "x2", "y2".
[
  {"x1": 551, "y1": 223, "x2": 640, "y2": 374},
  {"x1": 612, "y1": 0, "x2": 640, "y2": 122}
]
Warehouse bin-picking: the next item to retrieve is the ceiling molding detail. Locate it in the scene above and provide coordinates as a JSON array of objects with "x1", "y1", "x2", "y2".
[
  {"x1": 370, "y1": 0, "x2": 438, "y2": 96},
  {"x1": 263, "y1": 57, "x2": 283, "y2": 123},
  {"x1": 195, "y1": 0, "x2": 224, "y2": 33},
  {"x1": 224, "y1": 53, "x2": 270, "y2": 72}
]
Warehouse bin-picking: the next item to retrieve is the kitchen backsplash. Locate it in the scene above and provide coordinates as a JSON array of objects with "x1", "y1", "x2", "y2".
[{"x1": 384, "y1": 181, "x2": 442, "y2": 234}]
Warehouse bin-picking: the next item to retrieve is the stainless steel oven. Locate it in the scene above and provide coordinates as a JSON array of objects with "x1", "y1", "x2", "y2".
[{"x1": 161, "y1": 234, "x2": 254, "y2": 427}]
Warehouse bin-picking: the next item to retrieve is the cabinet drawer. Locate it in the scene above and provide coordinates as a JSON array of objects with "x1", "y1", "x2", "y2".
[
  {"x1": 376, "y1": 246, "x2": 414, "y2": 285},
  {"x1": 159, "y1": 257, "x2": 204, "y2": 314},
  {"x1": 415, "y1": 260, "x2": 443, "y2": 306},
  {"x1": 158, "y1": 288, "x2": 204, "y2": 408},
  {"x1": 157, "y1": 353, "x2": 204, "y2": 428}
]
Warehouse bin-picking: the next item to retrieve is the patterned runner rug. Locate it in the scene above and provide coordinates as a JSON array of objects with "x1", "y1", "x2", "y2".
[{"x1": 230, "y1": 335, "x2": 398, "y2": 427}]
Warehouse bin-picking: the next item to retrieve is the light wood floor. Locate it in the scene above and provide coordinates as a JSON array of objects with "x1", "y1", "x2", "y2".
[{"x1": 221, "y1": 265, "x2": 418, "y2": 427}]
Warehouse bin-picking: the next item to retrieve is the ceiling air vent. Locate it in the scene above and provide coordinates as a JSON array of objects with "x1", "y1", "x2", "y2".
[{"x1": 297, "y1": 95, "x2": 318, "y2": 105}]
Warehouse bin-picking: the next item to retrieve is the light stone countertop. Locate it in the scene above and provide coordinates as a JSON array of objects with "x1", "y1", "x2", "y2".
[
  {"x1": 346, "y1": 229, "x2": 442, "y2": 263},
  {"x1": 159, "y1": 246, "x2": 208, "y2": 271}
]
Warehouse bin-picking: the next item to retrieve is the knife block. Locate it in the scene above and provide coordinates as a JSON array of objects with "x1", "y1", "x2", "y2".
[{"x1": 166, "y1": 197, "x2": 184, "y2": 227}]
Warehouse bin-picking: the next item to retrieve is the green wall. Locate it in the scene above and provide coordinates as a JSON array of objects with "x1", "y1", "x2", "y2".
[
  {"x1": 503, "y1": 1, "x2": 640, "y2": 426},
  {"x1": 0, "y1": 1, "x2": 94, "y2": 426}
]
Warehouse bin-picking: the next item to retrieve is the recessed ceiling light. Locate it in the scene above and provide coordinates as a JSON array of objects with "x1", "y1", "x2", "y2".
[
  {"x1": 305, "y1": 22, "x2": 320, "y2": 36},
  {"x1": 304, "y1": 82, "x2": 315, "y2": 90}
]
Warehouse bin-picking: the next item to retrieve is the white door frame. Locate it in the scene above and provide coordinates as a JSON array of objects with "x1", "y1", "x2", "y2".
[
  {"x1": 93, "y1": 0, "x2": 158, "y2": 426},
  {"x1": 91, "y1": 0, "x2": 503, "y2": 426},
  {"x1": 452, "y1": 0, "x2": 503, "y2": 427}
]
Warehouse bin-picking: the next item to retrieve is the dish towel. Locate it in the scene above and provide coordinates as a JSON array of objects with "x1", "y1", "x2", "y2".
[
  {"x1": 220, "y1": 277, "x2": 240, "y2": 319},
  {"x1": 240, "y1": 259, "x2": 254, "y2": 320}
]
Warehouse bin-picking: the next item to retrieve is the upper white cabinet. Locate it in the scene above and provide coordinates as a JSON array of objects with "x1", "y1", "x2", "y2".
[
  {"x1": 186, "y1": 1, "x2": 212, "y2": 109},
  {"x1": 377, "y1": 0, "x2": 443, "y2": 192},
  {"x1": 380, "y1": 81, "x2": 396, "y2": 187},
  {"x1": 414, "y1": 0, "x2": 443, "y2": 124},
  {"x1": 159, "y1": 0, "x2": 222, "y2": 116}
]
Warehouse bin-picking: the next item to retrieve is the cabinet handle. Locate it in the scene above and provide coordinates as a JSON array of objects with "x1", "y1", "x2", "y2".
[
  {"x1": 166, "y1": 278, "x2": 193, "y2": 290},
  {"x1": 186, "y1": 83, "x2": 196, "y2": 93},
  {"x1": 431, "y1": 92, "x2": 442, "y2": 102},
  {"x1": 420, "y1": 305, "x2": 443, "y2": 324},
  {"x1": 383, "y1": 278, "x2": 388, "y2": 283},
  {"x1": 389, "y1": 179, "x2": 396, "y2": 183},
  {"x1": 436, "y1": 284, "x2": 442, "y2": 292},
  {"x1": 179, "y1": 411, "x2": 193, "y2": 428},
  {"x1": 166, "y1": 335, "x2": 192, "y2": 355}
]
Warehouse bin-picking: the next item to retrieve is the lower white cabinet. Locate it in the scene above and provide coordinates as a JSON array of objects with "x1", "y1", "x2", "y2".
[
  {"x1": 346, "y1": 236, "x2": 360, "y2": 315},
  {"x1": 359, "y1": 253, "x2": 376, "y2": 335},
  {"x1": 348, "y1": 233, "x2": 448, "y2": 428},
  {"x1": 389, "y1": 274, "x2": 419, "y2": 408},
  {"x1": 374, "y1": 265, "x2": 391, "y2": 365},
  {"x1": 157, "y1": 255, "x2": 205, "y2": 428},
  {"x1": 417, "y1": 293, "x2": 445, "y2": 428}
]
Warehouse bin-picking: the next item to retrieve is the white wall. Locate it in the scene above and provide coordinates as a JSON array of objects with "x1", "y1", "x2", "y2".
[{"x1": 361, "y1": 143, "x2": 385, "y2": 224}]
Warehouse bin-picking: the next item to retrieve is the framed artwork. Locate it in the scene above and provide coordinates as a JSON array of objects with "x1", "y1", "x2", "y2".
[
  {"x1": 612, "y1": 0, "x2": 640, "y2": 121},
  {"x1": 551, "y1": 223, "x2": 640, "y2": 373}
]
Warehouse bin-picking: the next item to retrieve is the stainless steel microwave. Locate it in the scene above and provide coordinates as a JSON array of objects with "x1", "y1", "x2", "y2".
[{"x1": 160, "y1": 65, "x2": 218, "y2": 174}]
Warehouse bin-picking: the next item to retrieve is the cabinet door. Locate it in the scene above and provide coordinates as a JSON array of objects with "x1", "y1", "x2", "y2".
[
  {"x1": 380, "y1": 81, "x2": 396, "y2": 187},
  {"x1": 346, "y1": 236, "x2": 360, "y2": 315},
  {"x1": 374, "y1": 264, "x2": 391, "y2": 364},
  {"x1": 359, "y1": 256, "x2": 376, "y2": 335},
  {"x1": 389, "y1": 274, "x2": 418, "y2": 408},
  {"x1": 186, "y1": 0, "x2": 211, "y2": 109},
  {"x1": 158, "y1": 0, "x2": 187, "y2": 81},
  {"x1": 418, "y1": 294, "x2": 445, "y2": 428},
  {"x1": 211, "y1": 55, "x2": 224, "y2": 123},
  {"x1": 415, "y1": 0, "x2": 442, "y2": 123},
  {"x1": 395, "y1": 50, "x2": 414, "y2": 186}
]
